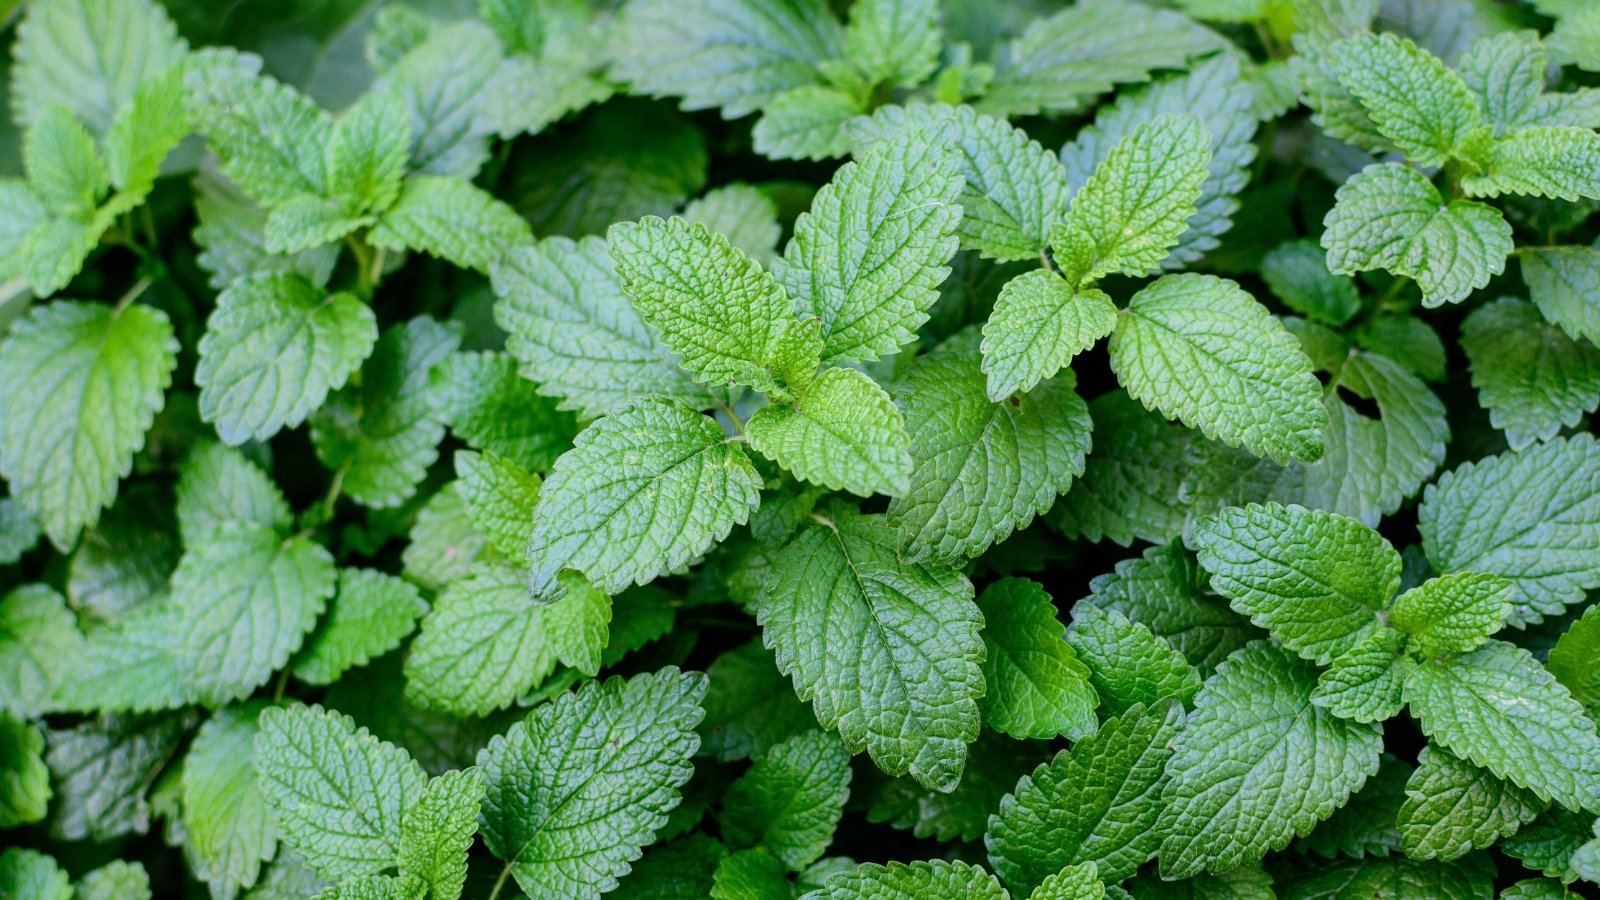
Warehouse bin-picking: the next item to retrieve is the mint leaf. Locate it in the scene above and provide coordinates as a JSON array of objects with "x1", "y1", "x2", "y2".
[
  {"x1": 1310, "y1": 629, "x2": 1409, "y2": 723},
  {"x1": 747, "y1": 367, "x2": 912, "y2": 498},
  {"x1": 1109, "y1": 273, "x2": 1327, "y2": 465},
  {"x1": 527, "y1": 397, "x2": 761, "y2": 599},
  {"x1": 430, "y1": 352, "x2": 578, "y2": 471},
  {"x1": 1418, "y1": 434, "x2": 1600, "y2": 626},
  {"x1": 374, "y1": 22, "x2": 502, "y2": 177},
  {"x1": 184, "y1": 49, "x2": 334, "y2": 204},
  {"x1": 980, "y1": 268, "x2": 1118, "y2": 401},
  {"x1": 1193, "y1": 502, "x2": 1399, "y2": 664},
  {"x1": 77, "y1": 861, "x2": 152, "y2": 900},
  {"x1": 256, "y1": 704, "x2": 427, "y2": 881},
  {"x1": 0, "y1": 301, "x2": 176, "y2": 549},
  {"x1": 181, "y1": 702, "x2": 277, "y2": 898},
  {"x1": 0, "y1": 585, "x2": 83, "y2": 717},
  {"x1": 370, "y1": 176, "x2": 532, "y2": 274},
  {"x1": 713, "y1": 848, "x2": 793, "y2": 899},
  {"x1": 1403, "y1": 639, "x2": 1600, "y2": 813},
  {"x1": 683, "y1": 185, "x2": 782, "y2": 263},
  {"x1": 196, "y1": 275, "x2": 377, "y2": 445},
  {"x1": 803, "y1": 860, "x2": 1007, "y2": 899},
  {"x1": 400, "y1": 483, "x2": 486, "y2": 593},
  {"x1": 1084, "y1": 545, "x2": 1254, "y2": 677},
  {"x1": 720, "y1": 730, "x2": 851, "y2": 870},
  {"x1": 1329, "y1": 33, "x2": 1487, "y2": 167},
  {"x1": 756, "y1": 507, "x2": 982, "y2": 791},
  {"x1": 975, "y1": 577, "x2": 1097, "y2": 741},
  {"x1": 1050, "y1": 391, "x2": 1194, "y2": 547},
  {"x1": 191, "y1": 167, "x2": 339, "y2": 291},
  {"x1": 699, "y1": 640, "x2": 815, "y2": 763},
  {"x1": 1519, "y1": 245, "x2": 1600, "y2": 345},
  {"x1": 454, "y1": 450, "x2": 540, "y2": 557},
  {"x1": 0, "y1": 848, "x2": 71, "y2": 900},
  {"x1": 1547, "y1": 604, "x2": 1600, "y2": 710},
  {"x1": 330, "y1": 91, "x2": 410, "y2": 216},
  {"x1": 1397, "y1": 745, "x2": 1544, "y2": 861},
  {"x1": 1390, "y1": 572, "x2": 1513, "y2": 659},
  {"x1": 291, "y1": 568, "x2": 427, "y2": 686},
  {"x1": 0, "y1": 712, "x2": 49, "y2": 827},
  {"x1": 1322, "y1": 162, "x2": 1512, "y2": 307},
  {"x1": 45, "y1": 711, "x2": 188, "y2": 841},
  {"x1": 751, "y1": 85, "x2": 861, "y2": 162},
  {"x1": 986, "y1": 701, "x2": 1180, "y2": 890},
  {"x1": 1276, "y1": 853, "x2": 1496, "y2": 900},
  {"x1": 175, "y1": 441, "x2": 291, "y2": 544},
  {"x1": 1065, "y1": 604, "x2": 1201, "y2": 716},
  {"x1": 25, "y1": 109, "x2": 107, "y2": 215},
  {"x1": 1461, "y1": 126, "x2": 1600, "y2": 201},
  {"x1": 778, "y1": 134, "x2": 960, "y2": 364},
  {"x1": 478, "y1": 669, "x2": 706, "y2": 899},
  {"x1": 397, "y1": 767, "x2": 486, "y2": 900},
  {"x1": 1157, "y1": 641, "x2": 1383, "y2": 877},
  {"x1": 843, "y1": 0, "x2": 940, "y2": 88},
  {"x1": 1261, "y1": 239, "x2": 1362, "y2": 327},
  {"x1": 1461, "y1": 297, "x2": 1600, "y2": 450}
]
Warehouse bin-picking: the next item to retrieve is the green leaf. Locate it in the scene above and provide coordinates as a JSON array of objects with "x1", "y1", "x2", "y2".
[
  {"x1": 64, "y1": 485, "x2": 174, "y2": 622},
  {"x1": 1322, "y1": 162, "x2": 1512, "y2": 307},
  {"x1": 755, "y1": 507, "x2": 982, "y2": 791},
  {"x1": 609, "y1": 215, "x2": 794, "y2": 390},
  {"x1": 454, "y1": 450, "x2": 541, "y2": 557},
  {"x1": 401, "y1": 483, "x2": 487, "y2": 593},
  {"x1": 1110, "y1": 273, "x2": 1327, "y2": 465},
  {"x1": 374, "y1": 22, "x2": 502, "y2": 177},
  {"x1": 76, "y1": 860, "x2": 152, "y2": 900},
  {"x1": 1310, "y1": 629, "x2": 1409, "y2": 723},
  {"x1": 977, "y1": 1, "x2": 1227, "y2": 118},
  {"x1": 431, "y1": 352, "x2": 578, "y2": 472},
  {"x1": 1520, "y1": 245, "x2": 1600, "y2": 345},
  {"x1": 1418, "y1": 434, "x2": 1600, "y2": 626},
  {"x1": 25, "y1": 108, "x2": 108, "y2": 215},
  {"x1": 311, "y1": 317, "x2": 462, "y2": 509},
  {"x1": 45, "y1": 711, "x2": 189, "y2": 841},
  {"x1": 751, "y1": 85, "x2": 861, "y2": 162},
  {"x1": 1276, "y1": 852, "x2": 1496, "y2": 900},
  {"x1": 255, "y1": 704, "x2": 427, "y2": 881},
  {"x1": 170, "y1": 522, "x2": 335, "y2": 705},
  {"x1": 0, "y1": 848, "x2": 71, "y2": 900},
  {"x1": 12, "y1": 0, "x2": 187, "y2": 137},
  {"x1": 712, "y1": 847, "x2": 792, "y2": 900},
  {"x1": 803, "y1": 860, "x2": 1006, "y2": 899},
  {"x1": 747, "y1": 367, "x2": 912, "y2": 498},
  {"x1": 1461, "y1": 126, "x2": 1600, "y2": 201},
  {"x1": 778, "y1": 134, "x2": 960, "y2": 364},
  {"x1": 1295, "y1": 752, "x2": 1408, "y2": 859},
  {"x1": 611, "y1": 0, "x2": 843, "y2": 119},
  {"x1": 0, "y1": 584, "x2": 84, "y2": 716},
  {"x1": 1084, "y1": 545, "x2": 1254, "y2": 677},
  {"x1": 1050, "y1": 114, "x2": 1210, "y2": 284},
  {"x1": 0, "y1": 711, "x2": 49, "y2": 827},
  {"x1": 478, "y1": 669, "x2": 706, "y2": 900},
  {"x1": 262, "y1": 195, "x2": 369, "y2": 255},
  {"x1": 191, "y1": 167, "x2": 340, "y2": 291},
  {"x1": 404, "y1": 565, "x2": 610, "y2": 717},
  {"x1": 492, "y1": 237, "x2": 717, "y2": 419},
  {"x1": 1050, "y1": 391, "x2": 1194, "y2": 547},
  {"x1": 0, "y1": 301, "x2": 176, "y2": 549},
  {"x1": 1192, "y1": 502, "x2": 1398, "y2": 664},
  {"x1": 175, "y1": 441, "x2": 291, "y2": 544},
  {"x1": 291, "y1": 568, "x2": 427, "y2": 686},
  {"x1": 0, "y1": 182, "x2": 47, "y2": 283},
  {"x1": 370, "y1": 176, "x2": 533, "y2": 274},
  {"x1": 1397, "y1": 745, "x2": 1545, "y2": 861},
  {"x1": 683, "y1": 185, "x2": 782, "y2": 263},
  {"x1": 1157, "y1": 641, "x2": 1384, "y2": 878},
  {"x1": 1390, "y1": 572, "x2": 1512, "y2": 659},
  {"x1": 21, "y1": 215, "x2": 103, "y2": 297},
  {"x1": 182, "y1": 702, "x2": 278, "y2": 898},
  {"x1": 1028, "y1": 863, "x2": 1104, "y2": 900},
  {"x1": 699, "y1": 640, "x2": 816, "y2": 763},
  {"x1": 1260, "y1": 239, "x2": 1362, "y2": 327},
  {"x1": 986, "y1": 701, "x2": 1180, "y2": 890},
  {"x1": 397, "y1": 768, "x2": 486, "y2": 900},
  {"x1": 721, "y1": 730, "x2": 851, "y2": 870},
  {"x1": 614, "y1": 834, "x2": 727, "y2": 900},
  {"x1": 1403, "y1": 639, "x2": 1600, "y2": 813},
  {"x1": 1457, "y1": 30, "x2": 1600, "y2": 135},
  {"x1": 843, "y1": 0, "x2": 940, "y2": 88},
  {"x1": 183, "y1": 49, "x2": 333, "y2": 204},
  {"x1": 1329, "y1": 33, "x2": 1487, "y2": 167},
  {"x1": 197, "y1": 274, "x2": 377, "y2": 445},
  {"x1": 528, "y1": 397, "x2": 761, "y2": 599},
  {"x1": 865, "y1": 732, "x2": 1039, "y2": 844},
  {"x1": 1547, "y1": 603, "x2": 1600, "y2": 710},
  {"x1": 1502, "y1": 806, "x2": 1595, "y2": 881},
  {"x1": 101, "y1": 68, "x2": 190, "y2": 213},
  {"x1": 975, "y1": 577, "x2": 1097, "y2": 741},
  {"x1": 980, "y1": 268, "x2": 1118, "y2": 401},
  {"x1": 1065, "y1": 604, "x2": 1201, "y2": 716},
  {"x1": 1461, "y1": 297, "x2": 1600, "y2": 450},
  {"x1": 329, "y1": 91, "x2": 410, "y2": 216},
  {"x1": 0, "y1": 499, "x2": 41, "y2": 567},
  {"x1": 55, "y1": 603, "x2": 188, "y2": 713},
  {"x1": 891, "y1": 329, "x2": 1092, "y2": 562}
]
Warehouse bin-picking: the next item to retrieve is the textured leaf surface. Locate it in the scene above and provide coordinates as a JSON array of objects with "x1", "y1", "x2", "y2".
[
  {"x1": 175, "y1": 442, "x2": 290, "y2": 545},
  {"x1": 1547, "y1": 603, "x2": 1600, "y2": 710},
  {"x1": 1065, "y1": 604, "x2": 1201, "y2": 717},
  {"x1": 1397, "y1": 745, "x2": 1544, "y2": 861},
  {"x1": 0, "y1": 711, "x2": 49, "y2": 827},
  {"x1": 1084, "y1": 545, "x2": 1253, "y2": 677},
  {"x1": 803, "y1": 859, "x2": 1007, "y2": 899},
  {"x1": 1461, "y1": 297, "x2": 1600, "y2": 450},
  {"x1": 721, "y1": 730, "x2": 851, "y2": 869},
  {"x1": 699, "y1": 640, "x2": 816, "y2": 763},
  {"x1": 748, "y1": 367, "x2": 911, "y2": 498},
  {"x1": 1261, "y1": 239, "x2": 1362, "y2": 327},
  {"x1": 478, "y1": 669, "x2": 706, "y2": 900},
  {"x1": 975, "y1": 578, "x2": 1096, "y2": 741},
  {"x1": 45, "y1": 711, "x2": 187, "y2": 841},
  {"x1": 1330, "y1": 33, "x2": 1486, "y2": 167},
  {"x1": 182, "y1": 702, "x2": 277, "y2": 898},
  {"x1": 0, "y1": 585, "x2": 83, "y2": 717},
  {"x1": 431, "y1": 352, "x2": 578, "y2": 472},
  {"x1": 397, "y1": 768, "x2": 485, "y2": 900},
  {"x1": 1519, "y1": 245, "x2": 1600, "y2": 344},
  {"x1": 370, "y1": 176, "x2": 532, "y2": 274},
  {"x1": 981, "y1": 269, "x2": 1117, "y2": 401},
  {"x1": 1461, "y1": 126, "x2": 1600, "y2": 201},
  {"x1": 1390, "y1": 572, "x2": 1512, "y2": 659},
  {"x1": 291, "y1": 568, "x2": 427, "y2": 686},
  {"x1": 183, "y1": 49, "x2": 332, "y2": 204},
  {"x1": 1051, "y1": 392, "x2": 1193, "y2": 547},
  {"x1": 1310, "y1": 629, "x2": 1408, "y2": 724},
  {"x1": 454, "y1": 450, "x2": 541, "y2": 557}
]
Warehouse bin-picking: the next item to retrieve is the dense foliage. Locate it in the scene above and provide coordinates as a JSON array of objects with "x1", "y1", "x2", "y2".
[{"x1": 2, "y1": 0, "x2": 1600, "y2": 897}]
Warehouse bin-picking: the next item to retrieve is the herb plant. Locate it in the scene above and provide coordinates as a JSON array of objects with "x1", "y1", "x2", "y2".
[{"x1": 1, "y1": 0, "x2": 1599, "y2": 898}]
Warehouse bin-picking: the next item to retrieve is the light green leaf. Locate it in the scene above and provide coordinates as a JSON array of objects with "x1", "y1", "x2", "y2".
[
  {"x1": 374, "y1": 22, "x2": 502, "y2": 177},
  {"x1": 1397, "y1": 745, "x2": 1544, "y2": 861},
  {"x1": 1329, "y1": 32, "x2": 1487, "y2": 167},
  {"x1": 748, "y1": 367, "x2": 911, "y2": 498},
  {"x1": 1456, "y1": 30, "x2": 1600, "y2": 135},
  {"x1": 0, "y1": 711, "x2": 49, "y2": 827},
  {"x1": 0, "y1": 848, "x2": 71, "y2": 900},
  {"x1": 401, "y1": 483, "x2": 486, "y2": 593},
  {"x1": 404, "y1": 565, "x2": 610, "y2": 717},
  {"x1": 1028, "y1": 863, "x2": 1104, "y2": 900},
  {"x1": 975, "y1": 578, "x2": 1097, "y2": 741},
  {"x1": 683, "y1": 185, "x2": 782, "y2": 263},
  {"x1": 197, "y1": 274, "x2": 377, "y2": 445},
  {"x1": 330, "y1": 91, "x2": 411, "y2": 216},
  {"x1": 1403, "y1": 639, "x2": 1600, "y2": 813},
  {"x1": 1109, "y1": 273, "x2": 1327, "y2": 465},
  {"x1": 182, "y1": 702, "x2": 278, "y2": 898},
  {"x1": 1520, "y1": 245, "x2": 1600, "y2": 345},
  {"x1": 1050, "y1": 391, "x2": 1194, "y2": 547},
  {"x1": 528, "y1": 397, "x2": 761, "y2": 599},
  {"x1": 183, "y1": 49, "x2": 333, "y2": 204},
  {"x1": 1260, "y1": 239, "x2": 1362, "y2": 327},
  {"x1": 22, "y1": 215, "x2": 103, "y2": 297},
  {"x1": 1547, "y1": 604, "x2": 1600, "y2": 710},
  {"x1": 1157, "y1": 641, "x2": 1384, "y2": 878},
  {"x1": 986, "y1": 701, "x2": 1180, "y2": 891},
  {"x1": 101, "y1": 68, "x2": 187, "y2": 212},
  {"x1": 0, "y1": 499, "x2": 41, "y2": 568},
  {"x1": 478, "y1": 669, "x2": 706, "y2": 900},
  {"x1": 844, "y1": 0, "x2": 940, "y2": 88},
  {"x1": 711, "y1": 847, "x2": 791, "y2": 900},
  {"x1": 1462, "y1": 126, "x2": 1600, "y2": 201},
  {"x1": 752, "y1": 86, "x2": 861, "y2": 162},
  {"x1": 54, "y1": 603, "x2": 187, "y2": 713},
  {"x1": 171, "y1": 522, "x2": 335, "y2": 705},
  {"x1": 1084, "y1": 545, "x2": 1254, "y2": 677},
  {"x1": 1391, "y1": 572, "x2": 1513, "y2": 659},
  {"x1": 291, "y1": 569, "x2": 427, "y2": 686},
  {"x1": 1418, "y1": 433, "x2": 1600, "y2": 626},
  {"x1": 1310, "y1": 629, "x2": 1409, "y2": 723},
  {"x1": 311, "y1": 317, "x2": 462, "y2": 509},
  {"x1": 1065, "y1": 604, "x2": 1201, "y2": 717},
  {"x1": 431, "y1": 352, "x2": 578, "y2": 472},
  {"x1": 454, "y1": 450, "x2": 540, "y2": 557},
  {"x1": 25, "y1": 109, "x2": 108, "y2": 215},
  {"x1": 262, "y1": 195, "x2": 369, "y2": 255},
  {"x1": 1192, "y1": 502, "x2": 1398, "y2": 664},
  {"x1": 0, "y1": 301, "x2": 176, "y2": 549},
  {"x1": 76, "y1": 860, "x2": 152, "y2": 900},
  {"x1": 980, "y1": 268, "x2": 1118, "y2": 401},
  {"x1": 191, "y1": 167, "x2": 339, "y2": 291},
  {"x1": 0, "y1": 182, "x2": 47, "y2": 282},
  {"x1": 255, "y1": 704, "x2": 427, "y2": 881},
  {"x1": 756, "y1": 508, "x2": 982, "y2": 792},
  {"x1": 0, "y1": 584, "x2": 84, "y2": 717},
  {"x1": 779, "y1": 133, "x2": 960, "y2": 364},
  {"x1": 492, "y1": 237, "x2": 716, "y2": 419},
  {"x1": 802, "y1": 860, "x2": 1006, "y2": 900},
  {"x1": 1502, "y1": 806, "x2": 1595, "y2": 882},
  {"x1": 397, "y1": 768, "x2": 486, "y2": 900},
  {"x1": 1322, "y1": 162, "x2": 1512, "y2": 307},
  {"x1": 370, "y1": 176, "x2": 533, "y2": 274},
  {"x1": 1461, "y1": 297, "x2": 1600, "y2": 450},
  {"x1": 893, "y1": 330, "x2": 1091, "y2": 562},
  {"x1": 175, "y1": 441, "x2": 291, "y2": 545},
  {"x1": 721, "y1": 730, "x2": 851, "y2": 870}
]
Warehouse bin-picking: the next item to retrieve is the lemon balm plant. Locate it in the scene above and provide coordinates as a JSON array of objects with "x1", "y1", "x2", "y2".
[{"x1": 2, "y1": 0, "x2": 1600, "y2": 898}]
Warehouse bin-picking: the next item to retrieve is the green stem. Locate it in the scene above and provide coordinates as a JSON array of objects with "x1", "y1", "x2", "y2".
[
  {"x1": 487, "y1": 865, "x2": 515, "y2": 900},
  {"x1": 347, "y1": 233, "x2": 378, "y2": 299},
  {"x1": 271, "y1": 667, "x2": 290, "y2": 704},
  {"x1": 113, "y1": 275, "x2": 156, "y2": 314}
]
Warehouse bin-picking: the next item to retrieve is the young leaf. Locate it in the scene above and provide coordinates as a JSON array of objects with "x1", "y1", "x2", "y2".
[
  {"x1": 755, "y1": 508, "x2": 982, "y2": 792},
  {"x1": 431, "y1": 352, "x2": 578, "y2": 471},
  {"x1": 369, "y1": 176, "x2": 533, "y2": 274},
  {"x1": 1322, "y1": 162, "x2": 1512, "y2": 307},
  {"x1": 183, "y1": 49, "x2": 333, "y2": 204},
  {"x1": 182, "y1": 702, "x2": 278, "y2": 898},
  {"x1": 196, "y1": 275, "x2": 377, "y2": 445},
  {"x1": 454, "y1": 450, "x2": 541, "y2": 558},
  {"x1": 747, "y1": 367, "x2": 912, "y2": 498},
  {"x1": 1310, "y1": 629, "x2": 1409, "y2": 723},
  {"x1": 804, "y1": 859, "x2": 1007, "y2": 899},
  {"x1": 255, "y1": 704, "x2": 427, "y2": 881},
  {"x1": 1397, "y1": 745, "x2": 1545, "y2": 861},
  {"x1": 397, "y1": 768, "x2": 486, "y2": 900},
  {"x1": 1461, "y1": 297, "x2": 1600, "y2": 450},
  {"x1": 1109, "y1": 274, "x2": 1327, "y2": 465},
  {"x1": 25, "y1": 109, "x2": 108, "y2": 215},
  {"x1": 1157, "y1": 641, "x2": 1383, "y2": 877},
  {"x1": 974, "y1": 578, "x2": 1097, "y2": 741},
  {"x1": 720, "y1": 730, "x2": 851, "y2": 870},
  {"x1": 526, "y1": 397, "x2": 762, "y2": 599},
  {"x1": 1084, "y1": 545, "x2": 1254, "y2": 677},
  {"x1": 778, "y1": 134, "x2": 961, "y2": 364},
  {"x1": 1329, "y1": 33, "x2": 1487, "y2": 167},
  {"x1": 683, "y1": 184, "x2": 782, "y2": 263},
  {"x1": 0, "y1": 585, "x2": 84, "y2": 716},
  {"x1": 290, "y1": 568, "x2": 428, "y2": 686},
  {"x1": 0, "y1": 302, "x2": 177, "y2": 549},
  {"x1": 1390, "y1": 572, "x2": 1513, "y2": 659},
  {"x1": 980, "y1": 269, "x2": 1118, "y2": 401},
  {"x1": 986, "y1": 701, "x2": 1180, "y2": 891},
  {"x1": 478, "y1": 669, "x2": 706, "y2": 900},
  {"x1": 0, "y1": 712, "x2": 49, "y2": 827},
  {"x1": 1065, "y1": 605, "x2": 1201, "y2": 716},
  {"x1": 1461, "y1": 126, "x2": 1600, "y2": 201},
  {"x1": 330, "y1": 92, "x2": 411, "y2": 216}
]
